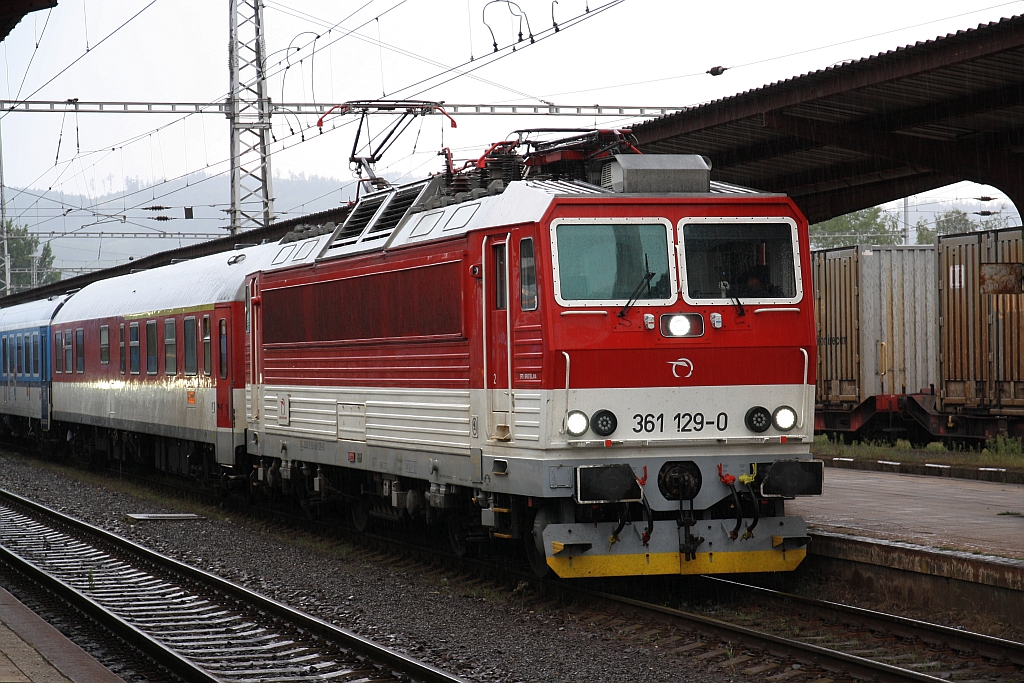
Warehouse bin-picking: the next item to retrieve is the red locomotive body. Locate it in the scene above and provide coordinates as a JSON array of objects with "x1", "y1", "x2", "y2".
[{"x1": 245, "y1": 133, "x2": 824, "y2": 578}]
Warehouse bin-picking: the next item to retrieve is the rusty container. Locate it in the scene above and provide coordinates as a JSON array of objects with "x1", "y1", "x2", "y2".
[
  {"x1": 938, "y1": 227, "x2": 1024, "y2": 414},
  {"x1": 813, "y1": 245, "x2": 938, "y2": 408}
]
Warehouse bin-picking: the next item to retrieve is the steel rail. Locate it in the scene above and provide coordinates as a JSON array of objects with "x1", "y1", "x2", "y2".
[
  {"x1": 0, "y1": 539, "x2": 221, "y2": 683},
  {"x1": 701, "y1": 576, "x2": 1024, "y2": 665},
  {"x1": 0, "y1": 487, "x2": 467, "y2": 683},
  {"x1": 327, "y1": 519, "x2": 983, "y2": 682},
  {"x1": 578, "y1": 587, "x2": 966, "y2": 683}
]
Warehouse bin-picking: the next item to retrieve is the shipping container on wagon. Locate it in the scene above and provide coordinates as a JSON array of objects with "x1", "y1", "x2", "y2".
[
  {"x1": 938, "y1": 227, "x2": 1024, "y2": 416},
  {"x1": 813, "y1": 245, "x2": 938, "y2": 437}
]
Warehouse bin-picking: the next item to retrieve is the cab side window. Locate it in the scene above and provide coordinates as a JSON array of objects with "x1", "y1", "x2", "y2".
[{"x1": 520, "y1": 238, "x2": 538, "y2": 311}]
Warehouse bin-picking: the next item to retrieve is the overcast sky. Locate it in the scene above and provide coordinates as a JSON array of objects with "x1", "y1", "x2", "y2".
[{"x1": 1, "y1": 0, "x2": 1021, "y2": 265}]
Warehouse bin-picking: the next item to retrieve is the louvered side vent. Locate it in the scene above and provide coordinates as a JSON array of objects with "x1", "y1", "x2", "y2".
[
  {"x1": 331, "y1": 195, "x2": 386, "y2": 246},
  {"x1": 600, "y1": 161, "x2": 613, "y2": 189},
  {"x1": 362, "y1": 184, "x2": 424, "y2": 241}
]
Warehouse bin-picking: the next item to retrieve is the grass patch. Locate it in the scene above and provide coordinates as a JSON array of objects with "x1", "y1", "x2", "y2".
[
  {"x1": 997, "y1": 511, "x2": 1021, "y2": 516},
  {"x1": 810, "y1": 433, "x2": 1024, "y2": 470}
]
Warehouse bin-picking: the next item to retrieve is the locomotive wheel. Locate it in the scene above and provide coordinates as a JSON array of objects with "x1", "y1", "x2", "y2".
[
  {"x1": 447, "y1": 513, "x2": 477, "y2": 558},
  {"x1": 350, "y1": 499, "x2": 370, "y2": 533},
  {"x1": 524, "y1": 505, "x2": 554, "y2": 578}
]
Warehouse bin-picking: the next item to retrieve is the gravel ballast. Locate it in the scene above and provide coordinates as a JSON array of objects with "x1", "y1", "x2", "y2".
[{"x1": 0, "y1": 453, "x2": 747, "y2": 683}]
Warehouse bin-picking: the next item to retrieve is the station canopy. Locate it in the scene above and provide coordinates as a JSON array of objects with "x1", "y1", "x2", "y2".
[
  {"x1": 0, "y1": 1, "x2": 57, "y2": 44},
  {"x1": 631, "y1": 15, "x2": 1024, "y2": 224}
]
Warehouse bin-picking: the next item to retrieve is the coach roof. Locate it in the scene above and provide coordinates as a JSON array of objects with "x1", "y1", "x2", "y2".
[
  {"x1": 0, "y1": 295, "x2": 70, "y2": 331},
  {"x1": 52, "y1": 241, "x2": 284, "y2": 322}
]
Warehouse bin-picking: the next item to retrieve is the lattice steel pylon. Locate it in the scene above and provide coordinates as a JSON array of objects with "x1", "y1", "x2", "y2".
[{"x1": 228, "y1": 0, "x2": 274, "y2": 235}]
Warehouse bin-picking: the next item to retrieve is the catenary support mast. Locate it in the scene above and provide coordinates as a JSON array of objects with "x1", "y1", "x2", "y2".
[{"x1": 228, "y1": 0, "x2": 274, "y2": 235}]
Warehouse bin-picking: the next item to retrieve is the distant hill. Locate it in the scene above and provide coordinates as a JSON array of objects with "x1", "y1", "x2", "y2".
[{"x1": 6, "y1": 171, "x2": 358, "y2": 272}]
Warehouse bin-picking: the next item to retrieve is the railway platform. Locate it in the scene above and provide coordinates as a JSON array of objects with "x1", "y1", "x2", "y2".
[
  {"x1": 0, "y1": 586, "x2": 123, "y2": 683},
  {"x1": 788, "y1": 467, "x2": 1024, "y2": 623}
]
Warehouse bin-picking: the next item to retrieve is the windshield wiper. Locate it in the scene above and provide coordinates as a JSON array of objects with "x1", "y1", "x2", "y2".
[{"x1": 618, "y1": 254, "x2": 655, "y2": 319}]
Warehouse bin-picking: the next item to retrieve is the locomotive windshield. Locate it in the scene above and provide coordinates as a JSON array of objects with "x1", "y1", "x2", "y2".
[
  {"x1": 554, "y1": 222, "x2": 672, "y2": 303},
  {"x1": 680, "y1": 222, "x2": 797, "y2": 300}
]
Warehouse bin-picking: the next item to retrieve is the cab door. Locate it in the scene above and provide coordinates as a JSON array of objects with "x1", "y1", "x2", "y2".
[{"x1": 484, "y1": 234, "x2": 512, "y2": 440}]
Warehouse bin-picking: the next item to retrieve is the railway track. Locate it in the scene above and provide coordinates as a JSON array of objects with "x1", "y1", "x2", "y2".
[
  {"x1": 579, "y1": 577, "x2": 1024, "y2": 683},
  {"x1": 8, "y1": 455, "x2": 1024, "y2": 683},
  {"x1": 0, "y1": 487, "x2": 465, "y2": 683},
  {"x1": 249, "y1": 510, "x2": 1024, "y2": 682}
]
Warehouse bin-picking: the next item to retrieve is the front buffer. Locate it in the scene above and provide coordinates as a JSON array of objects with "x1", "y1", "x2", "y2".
[{"x1": 538, "y1": 460, "x2": 823, "y2": 578}]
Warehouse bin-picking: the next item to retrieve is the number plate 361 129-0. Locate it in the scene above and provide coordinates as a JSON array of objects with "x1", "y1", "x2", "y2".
[{"x1": 631, "y1": 412, "x2": 729, "y2": 434}]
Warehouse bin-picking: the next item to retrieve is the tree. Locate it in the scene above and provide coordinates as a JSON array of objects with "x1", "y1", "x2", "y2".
[
  {"x1": 915, "y1": 208, "x2": 978, "y2": 245},
  {"x1": 1, "y1": 220, "x2": 61, "y2": 293},
  {"x1": 809, "y1": 207, "x2": 903, "y2": 250}
]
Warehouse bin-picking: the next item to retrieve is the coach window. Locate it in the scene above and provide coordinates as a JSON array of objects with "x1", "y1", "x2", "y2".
[
  {"x1": 2, "y1": 336, "x2": 7, "y2": 376},
  {"x1": 218, "y1": 319, "x2": 228, "y2": 379},
  {"x1": 520, "y1": 238, "x2": 538, "y2": 311},
  {"x1": 64, "y1": 331, "x2": 72, "y2": 373},
  {"x1": 146, "y1": 321, "x2": 158, "y2": 374},
  {"x1": 24, "y1": 336, "x2": 31, "y2": 377},
  {"x1": 129, "y1": 323, "x2": 140, "y2": 374},
  {"x1": 53, "y1": 333, "x2": 61, "y2": 373},
  {"x1": 32, "y1": 333, "x2": 40, "y2": 376},
  {"x1": 202, "y1": 315, "x2": 211, "y2": 377},
  {"x1": 119, "y1": 325, "x2": 126, "y2": 375},
  {"x1": 75, "y1": 329, "x2": 85, "y2": 373},
  {"x1": 164, "y1": 319, "x2": 177, "y2": 375},
  {"x1": 17, "y1": 335, "x2": 23, "y2": 376},
  {"x1": 183, "y1": 317, "x2": 197, "y2": 375},
  {"x1": 99, "y1": 326, "x2": 110, "y2": 364}
]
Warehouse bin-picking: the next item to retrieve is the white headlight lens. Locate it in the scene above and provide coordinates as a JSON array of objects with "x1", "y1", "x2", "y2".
[
  {"x1": 772, "y1": 406, "x2": 797, "y2": 431},
  {"x1": 660, "y1": 313, "x2": 704, "y2": 337},
  {"x1": 667, "y1": 314, "x2": 691, "y2": 337},
  {"x1": 566, "y1": 410, "x2": 590, "y2": 437}
]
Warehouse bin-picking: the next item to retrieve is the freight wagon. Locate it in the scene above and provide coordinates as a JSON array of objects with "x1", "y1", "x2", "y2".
[{"x1": 813, "y1": 228, "x2": 1024, "y2": 443}]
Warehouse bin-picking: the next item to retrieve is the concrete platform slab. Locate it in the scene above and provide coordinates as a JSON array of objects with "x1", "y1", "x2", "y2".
[
  {"x1": 789, "y1": 467, "x2": 1024, "y2": 560},
  {"x1": 0, "y1": 587, "x2": 122, "y2": 683}
]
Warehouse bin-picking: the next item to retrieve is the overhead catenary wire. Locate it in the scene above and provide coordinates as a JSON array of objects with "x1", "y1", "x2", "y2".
[{"x1": 0, "y1": 0, "x2": 161, "y2": 121}]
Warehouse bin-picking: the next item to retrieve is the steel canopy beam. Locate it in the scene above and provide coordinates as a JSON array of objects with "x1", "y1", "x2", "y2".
[{"x1": 761, "y1": 112, "x2": 1022, "y2": 191}]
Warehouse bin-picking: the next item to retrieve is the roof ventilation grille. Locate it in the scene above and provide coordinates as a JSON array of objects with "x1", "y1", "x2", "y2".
[
  {"x1": 328, "y1": 195, "x2": 387, "y2": 247},
  {"x1": 363, "y1": 184, "x2": 425, "y2": 241}
]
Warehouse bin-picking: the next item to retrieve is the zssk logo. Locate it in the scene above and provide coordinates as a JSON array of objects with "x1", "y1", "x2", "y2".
[{"x1": 668, "y1": 358, "x2": 694, "y2": 378}]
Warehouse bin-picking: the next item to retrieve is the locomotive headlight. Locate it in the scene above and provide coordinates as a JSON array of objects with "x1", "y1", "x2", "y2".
[
  {"x1": 772, "y1": 406, "x2": 797, "y2": 432},
  {"x1": 660, "y1": 313, "x2": 704, "y2": 338},
  {"x1": 566, "y1": 410, "x2": 590, "y2": 437}
]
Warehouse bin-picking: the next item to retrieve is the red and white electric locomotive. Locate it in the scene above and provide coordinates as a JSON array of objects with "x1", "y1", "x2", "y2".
[{"x1": 245, "y1": 130, "x2": 823, "y2": 578}]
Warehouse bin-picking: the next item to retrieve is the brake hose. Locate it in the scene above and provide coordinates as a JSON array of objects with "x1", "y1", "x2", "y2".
[
  {"x1": 608, "y1": 503, "x2": 628, "y2": 550},
  {"x1": 717, "y1": 464, "x2": 743, "y2": 541},
  {"x1": 738, "y1": 472, "x2": 760, "y2": 538}
]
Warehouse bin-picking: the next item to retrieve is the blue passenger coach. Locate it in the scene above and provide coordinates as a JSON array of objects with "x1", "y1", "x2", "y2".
[{"x1": 0, "y1": 295, "x2": 72, "y2": 432}]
